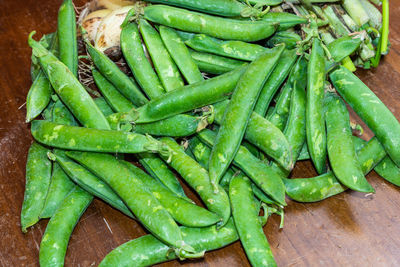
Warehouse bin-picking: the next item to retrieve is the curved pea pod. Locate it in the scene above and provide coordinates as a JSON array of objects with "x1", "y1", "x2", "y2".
[
  {"x1": 136, "y1": 152, "x2": 188, "y2": 199},
  {"x1": 261, "y1": 12, "x2": 308, "y2": 31},
  {"x1": 284, "y1": 137, "x2": 386, "y2": 202},
  {"x1": 189, "y1": 50, "x2": 246, "y2": 75},
  {"x1": 52, "y1": 150, "x2": 134, "y2": 218},
  {"x1": 327, "y1": 34, "x2": 363, "y2": 63},
  {"x1": 325, "y1": 93, "x2": 374, "y2": 193},
  {"x1": 92, "y1": 69, "x2": 135, "y2": 113},
  {"x1": 139, "y1": 19, "x2": 184, "y2": 92},
  {"x1": 213, "y1": 100, "x2": 292, "y2": 170},
  {"x1": 266, "y1": 30, "x2": 302, "y2": 49},
  {"x1": 209, "y1": 46, "x2": 285, "y2": 189},
  {"x1": 120, "y1": 19, "x2": 165, "y2": 99},
  {"x1": 84, "y1": 37, "x2": 148, "y2": 107},
  {"x1": 230, "y1": 175, "x2": 277, "y2": 267},
  {"x1": 160, "y1": 138, "x2": 231, "y2": 227},
  {"x1": 160, "y1": 26, "x2": 204, "y2": 84},
  {"x1": 198, "y1": 129, "x2": 287, "y2": 206},
  {"x1": 31, "y1": 120, "x2": 170, "y2": 154},
  {"x1": 57, "y1": 0, "x2": 78, "y2": 77},
  {"x1": 52, "y1": 100, "x2": 78, "y2": 126},
  {"x1": 66, "y1": 151, "x2": 202, "y2": 258},
  {"x1": 185, "y1": 34, "x2": 267, "y2": 61},
  {"x1": 144, "y1": 5, "x2": 278, "y2": 42},
  {"x1": 306, "y1": 38, "x2": 327, "y2": 174},
  {"x1": 99, "y1": 218, "x2": 239, "y2": 267},
  {"x1": 21, "y1": 142, "x2": 52, "y2": 232},
  {"x1": 94, "y1": 97, "x2": 115, "y2": 117},
  {"x1": 122, "y1": 161, "x2": 220, "y2": 227},
  {"x1": 134, "y1": 65, "x2": 247, "y2": 123},
  {"x1": 28, "y1": 33, "x2": 111, "y2": 130},
  {"x1": 252, "y1": 184, "x2": 277, "y2": 205},
  {"x1": 39, "y1": 186, "x2": 93, "y2": 267},
  {"x1": 40, "y1": 162, "x2": 75, "y2": 219},
  {"x1": 253, "y1": 49, "x2": 298, "y2": 116},
  {"x1": 330, "y1": 66, "x2": 400, "y2": 168}
]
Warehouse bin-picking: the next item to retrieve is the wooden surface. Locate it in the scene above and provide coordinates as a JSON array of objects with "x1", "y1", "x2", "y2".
[{"x1": 1, "y1": 1, "x2": 400, "y2": 266}]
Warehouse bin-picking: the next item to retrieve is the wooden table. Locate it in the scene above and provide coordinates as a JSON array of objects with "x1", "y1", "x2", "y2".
[{"x1": 1, "y1": 1, "x2": 400, "y2": 266}]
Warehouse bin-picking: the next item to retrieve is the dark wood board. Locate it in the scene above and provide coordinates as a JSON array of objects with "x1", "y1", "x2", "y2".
[{"x1": 0, "y1": 0, "x2": 400, "y2": 266}]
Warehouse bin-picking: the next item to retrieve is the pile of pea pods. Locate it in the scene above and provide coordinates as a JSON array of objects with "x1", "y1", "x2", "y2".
[{"x1": 22, "y1": 0, "x2": 398, "y2": 266}]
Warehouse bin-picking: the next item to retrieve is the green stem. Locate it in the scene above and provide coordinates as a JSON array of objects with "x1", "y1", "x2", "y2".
[{"x1": 380, "y1": 0, "x2": 389, "y2": 55}]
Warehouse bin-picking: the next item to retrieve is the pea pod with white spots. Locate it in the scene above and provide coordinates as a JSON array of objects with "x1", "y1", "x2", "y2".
[
  {"x1": 66, "y1": 151, "x2": 203, "y2": 258},
  {"x1": 261, "y1": 12, "x2": 308, "y2": 31},
  {"x1": 330, "y1": 66, "x2": 400, "y2": 168},
  {"x1": 229, "y1": 174, "x2": 277, "y2": 267},
  {"x1": 144, "y1": 5, "x2": 278, "y2": 42}
]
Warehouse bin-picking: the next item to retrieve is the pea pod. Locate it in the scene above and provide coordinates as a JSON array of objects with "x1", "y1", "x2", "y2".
[
  {"x1": 139, "y1": 19, "x2": 184, "y2": 92},
  {"x1": 185, "y1": 34, "x2": 267, "y2": 61},
  {"x1": 144, "y1": 5, "x2": 278, "y2": 42},
  {"x1": 52, "y1": 150, "x2": 134, "y2": 218},
  {"x1": 297, "y1": 143, "x2": 310, "y2": 161},
  {"x1": 209, "y1": 45, "x2": 285, "y2": 188},
  {"x1": 39, "y1": 186, "x2": 93, "y2": 267},
  {"x1": 94, "y1": 97, "x2": 114, "y2": 117},
  {"x1": 99, "y1": 218, "x2": 239, "y2": 267},
  {"x1": 254, "y1": 49, "x2": 298, "y2": 116},
  {"x1": 28, "y1": 33, "x2": 111, "y2": 130},
  {"x1": 57, "y1": 0, "x2": 78, "y2": 77},
  {"x1": 120, "y1": 18, "x2": 165, "y2": 99},
  {"x1": 266, "y1": 30, "x2": 302, "y2": 49},
  {"x1": 160, "y1": 138, "x2": 231, "y2": 227},
  {"x1": 31, "y1": 120, "x2": 170, "y2": 155},
  {"x1": 261, "y1": 12, "x2": 308, "y2": 31},
  {"x1": 189, "y1": 50, "x2": 246, "y2": 75},
  {"x1": 66, "y1": 151, "x2": 202, "y2": 258},
  {"x1": 21, "y1": 142, "x2": 52, "y2": 232},
  {"x1": 198, "y1": 129, "x2": 286, "y2": 206},
  {"x1": 330, "y1": 66, "x2": 400, "y2": 168},
  {"x1": 230, "y1": 174, "x2": 277, "y2": 267},
  {"x1": 306, "y1": 38, "x2": 327, "y2": 174},
  {"x1": 122, "y1": 161, "x2": 220, "y2": 227},
  {"x1": 327, "y1": 34, "x2": 363, "y2": 63},
  {"x1": 160, "y1": 26, "x2": 204, "y2": 84},
  {"x1": 52, "y1": 100, "x2": 78, "y2": 126},
  {"x1": 134, "y1": 65, "x2": 247, "y2": 123},
  {"x1": 30, "y1": 33, "x2": 55, "y2": 81},
  {"x1": 213, "y1": 100, "x2": 292, "y2": 170},
  {"x1": 284, "y1": 137, "x2": 386, "y2": 202}
]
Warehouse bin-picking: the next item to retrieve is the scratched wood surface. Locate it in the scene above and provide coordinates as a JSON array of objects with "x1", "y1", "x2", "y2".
[{"x1": 1, "y1": 1, "x2": 400, "y2": 266}]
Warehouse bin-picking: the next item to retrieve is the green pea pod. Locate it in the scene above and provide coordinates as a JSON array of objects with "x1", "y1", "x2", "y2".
[
  {"x1": 254, "y1": 49, "x2": 298, "y2": 116},
  {"x1": 160, "y1": 26, "x2": 204, "y2": 84},
  {"x1": 31, "y1": 33, "x2": 56, "y2": 81},
  {"x1": 92, "y1": 69, "x2": 135, "y2": 113},
  {"x1": 160, "y1": 138, "x2": 231, "y2": 227},
  {"x1": 66, "y1": 151, "x2": 202, "y2": 258},
  {"x1": 213, "y1": 100, "x2": 292, "y2": 170},
  {"x1": 198, "y1": 129, "x2": 286, "y2": 206},
  {"x1": 31, "y1": 120, "x2": 170, "y2": 154},
  {"x1": 99, "y1": 218, "x2": 238, "y2": 267},
  {"x1": 39, "y1": 186, "x2": 93, "y2": 267},
  {"x1": 209, "y1": 45, "x2": 285, "y2": 188},
  {"x1": 284, "y1": 137, "x2": 386, "y2": 202},
  {"x1": 252, "y1": 184, "x2": 277, "y2": 205},
  {"x1": 330, "y1": 66, "x2": 400, "y2": 168},
  {"x1": 120, "y1": 19, "x2": 165, "y2": 99},
  {"x1": 28, "y1": 33, "x2": 111, "y2": 130},
  {"x1": 266, "y1": 30, "x2": 302, "y2": 49},
  {"x1": 57, "y1": 0, "x2": 78, "y2": 77},
  {"x1": 327, "y1": 35, "x2": 363, "y2": 63},
  {"x1": 230, "y1": 174, "x2": 277, "y2": 267},
  {"x1": 52, "y1": 150, "x2": 134, "y2": 218},
  {"x1": 122, "y1": 161, "x2": 220, "y2": 227},
  {"x1": 135, "y1": 65, "x2": 247, "y2": 123},
  {"x1": 84, "y1": 38, "x2": 148, "y2": 107},
  {"x1": 40, "y1": 162, "x2": 75, "y2": 219},
  {"x1": 297, "y1": 143, "x2": 310, "y2": 161},
  {"x1": 144, "y1": 5, "x2": 278, "y2": 42},
  {"x1": 189, "y1": 49, "x2": 246, "y2": 75},
  {"x1": 325, "y1": 93, "x2": 374, "y2": 192},
  {"x1": 185, "y1": 34, "x2": 267, "y2": 61},
  {"x1": 93, "y1": 97, "x2": 114, "y2": 117},
  {"x1": 21, "y1": 142, "x2": 52, "y2": 232},
  {"x1": 306, "y1": 38, "x2": 327, "y2": 174},
  {"x1": 261, "y1": 12, "x2": 308, "y2": 31},
  {"x1": 136, "y1": 152, "x2": 188, "y2": 199},
  {"x1": 52, "y1": 100, "x2": 78, "y2": 126},
  {"x1": 241, "y1": 0, "x2": 282, "y2": 6}
]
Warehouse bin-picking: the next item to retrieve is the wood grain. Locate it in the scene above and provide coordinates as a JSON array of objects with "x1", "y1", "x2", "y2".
[{"x1": 0, "y1": 1, "x2": 400, "y2": 266}]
